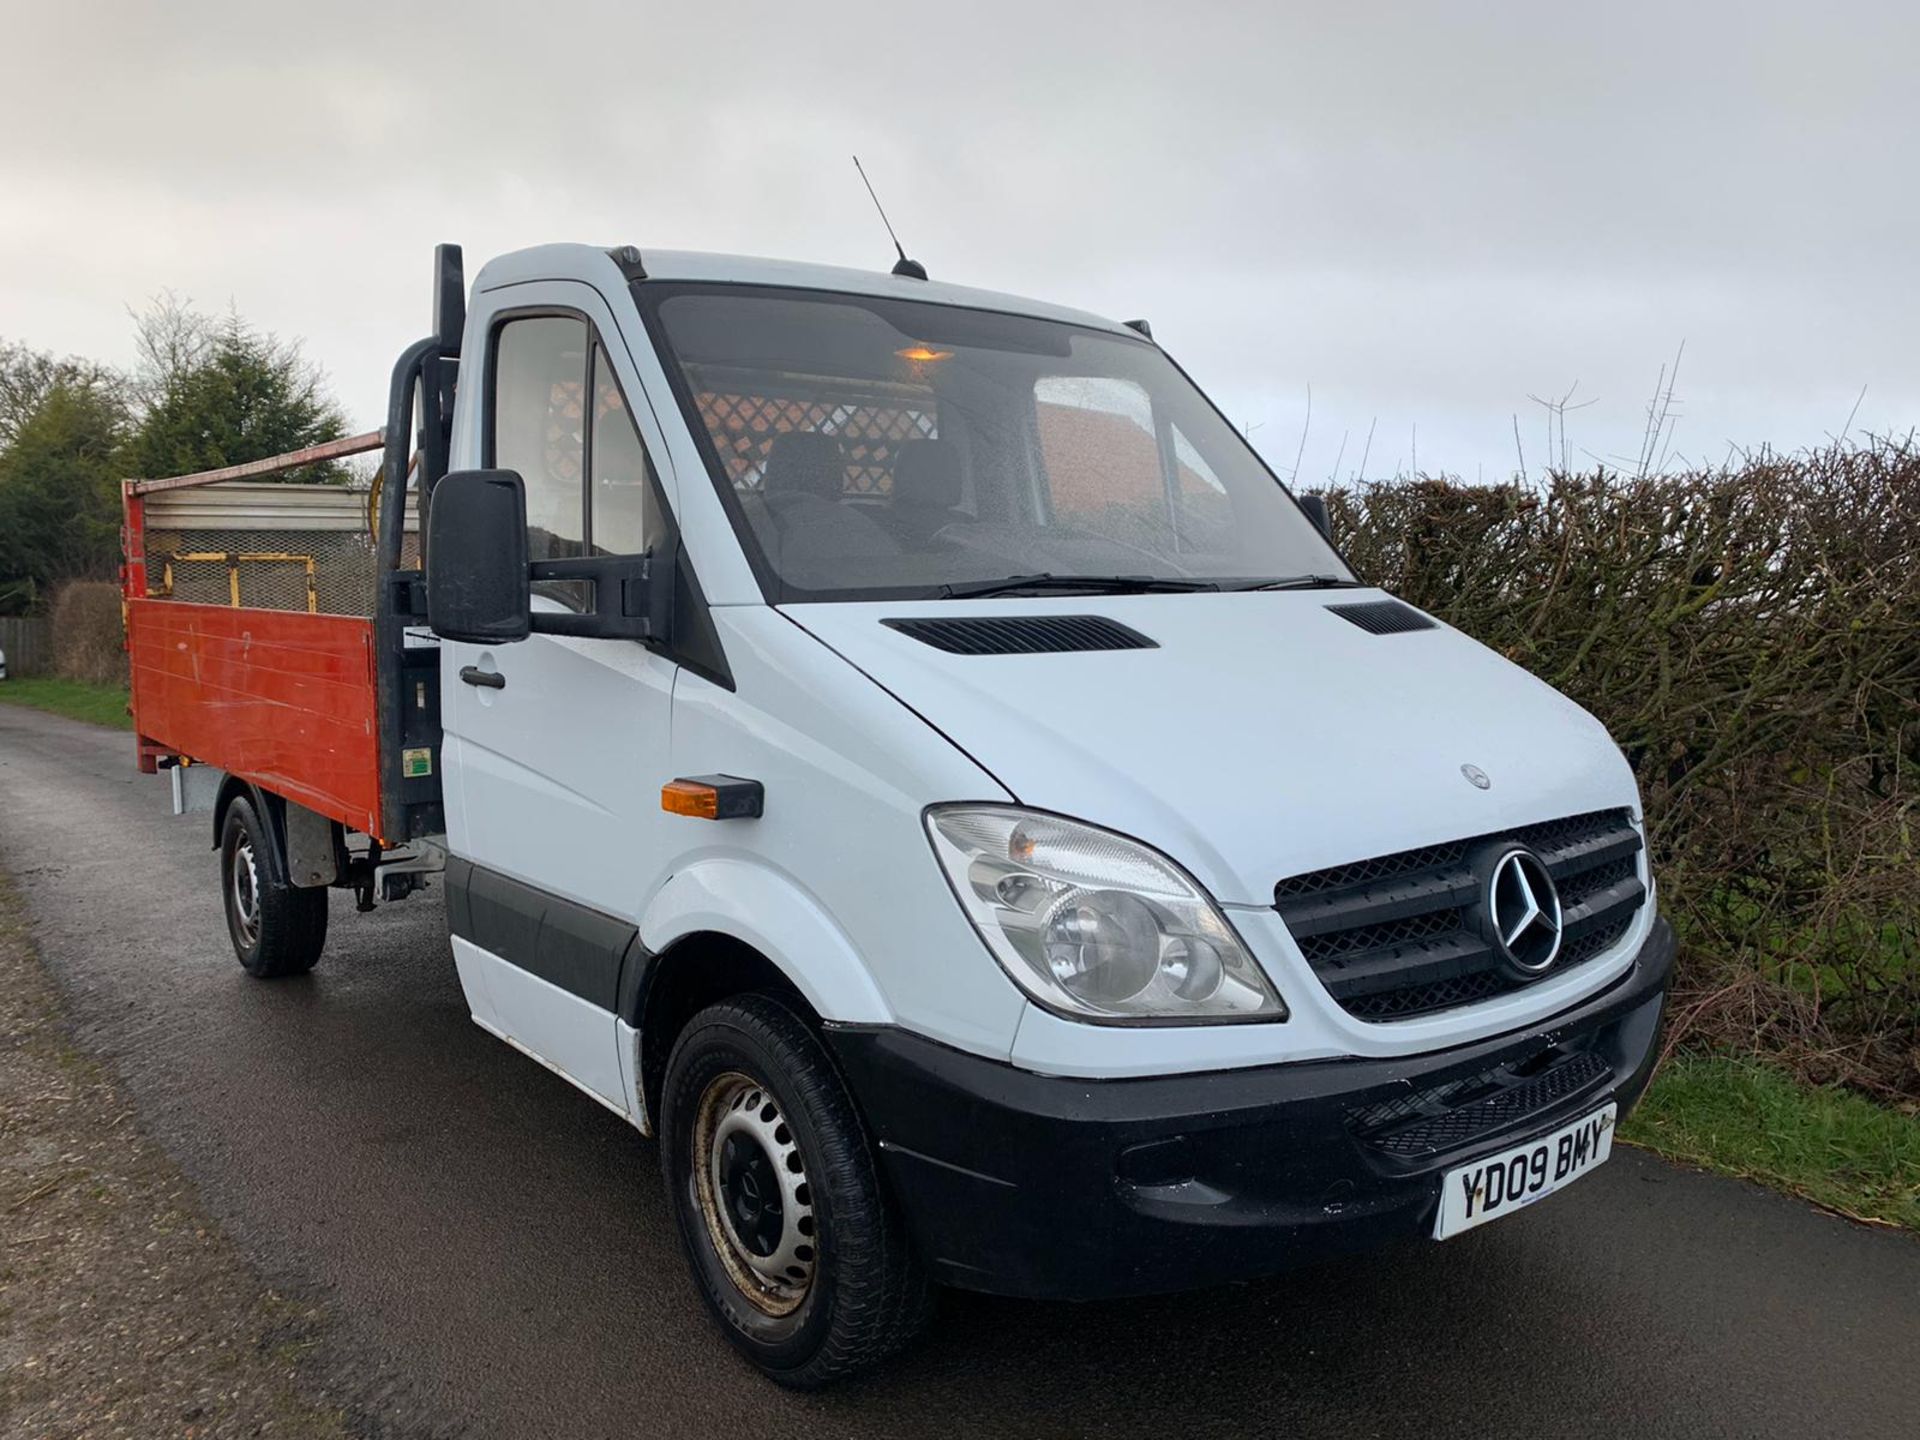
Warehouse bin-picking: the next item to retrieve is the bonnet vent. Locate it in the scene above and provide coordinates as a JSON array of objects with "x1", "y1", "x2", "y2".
[
  {"x1": 1325, "y1": 600, "x2": 1437, "y2": 635},
  {"x1": 882, "y1": 615, "x2": 1158, "y2": 656}
]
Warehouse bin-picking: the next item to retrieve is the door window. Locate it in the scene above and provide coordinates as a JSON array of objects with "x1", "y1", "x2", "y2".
[
  {"x1": 589, "y1": 343, "x2": 664, "y2": 556},
  {"x1": 493, "y1": 316, "x2": 588, "y2": 606},
  {"x1": 492, "y1": 318, "x2": 669, "y2": 610}
]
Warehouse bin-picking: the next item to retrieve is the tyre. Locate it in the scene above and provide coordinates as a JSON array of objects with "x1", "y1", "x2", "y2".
[
  {"x1": 660, "y1": 994, "x2": 932, "y2": 1387},
  {"x1": 219, "y1": 795, "x2": 327, "y2": 978}
]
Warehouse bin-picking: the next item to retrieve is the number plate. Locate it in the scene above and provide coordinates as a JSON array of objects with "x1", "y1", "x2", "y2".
[{"x1": 1434, "y1": 1102, "x2": 1616, "y2": 1239}]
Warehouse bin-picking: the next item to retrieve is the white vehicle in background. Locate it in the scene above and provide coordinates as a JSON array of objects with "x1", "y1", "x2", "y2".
[
  {"x1": 123, "y1": 242, "x2": 1672, "y2": 1387},
  {"x1": 0, "y1": 643, "x2": 8, "y2": 680}
]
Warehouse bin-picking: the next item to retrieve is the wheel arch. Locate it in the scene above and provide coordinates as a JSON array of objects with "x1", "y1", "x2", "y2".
[
  {"x1": 211, "y1": 775, "x2": 291, "y2": 885},
  {"x1": 632, "y1": 931, "x2": 817, "y2": 1134},
  {"x1": 633, "y1": 858, "x2": 895, "y2": 1130}
]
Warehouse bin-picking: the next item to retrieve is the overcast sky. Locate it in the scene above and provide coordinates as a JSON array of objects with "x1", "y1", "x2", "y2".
[{"x1": 3, "y1": 0, "x2": 1913, "y2": 482}]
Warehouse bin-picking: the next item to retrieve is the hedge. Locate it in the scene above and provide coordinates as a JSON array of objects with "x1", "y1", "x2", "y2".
[{"x1": 1330, "y1": 438, "x2": 1918, "y2": 1098}]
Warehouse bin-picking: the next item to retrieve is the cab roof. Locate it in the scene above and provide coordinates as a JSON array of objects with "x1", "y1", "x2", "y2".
[{"x1": 471, "y1": 243, "x2": 1134, "y2": 337}]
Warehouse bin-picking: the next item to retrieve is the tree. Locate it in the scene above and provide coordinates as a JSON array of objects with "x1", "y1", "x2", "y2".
[
  {"x1": 0, "y1": 301, "x2": 354, "y2": 613},
  {"x1": 0, "y1": 374, "x2": 130, "y2": 610},
  {"x1": 0, "y1": 339, "x2": 116, "y2": 450},
  {"x1": 119, "y1": 299, "x2": 349, "y2": 484}
]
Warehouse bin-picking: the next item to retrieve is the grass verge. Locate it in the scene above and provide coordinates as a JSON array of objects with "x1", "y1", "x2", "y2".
[
  {"x1": 1622, "y1": 1053, "x2": 1920, "y2": 1232},
  {"x1": 0, "y1": 676, "x2": 132, "y2": 728}
]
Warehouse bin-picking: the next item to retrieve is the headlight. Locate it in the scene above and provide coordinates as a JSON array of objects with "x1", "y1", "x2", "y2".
[{"x1": 926, "y1": 806, "x2": 1286, "y2": 1024}]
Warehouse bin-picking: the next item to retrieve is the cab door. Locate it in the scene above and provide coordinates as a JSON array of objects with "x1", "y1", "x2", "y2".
[{"x1": 440, "y1": 283, "x2": 680, "y2": 1115}]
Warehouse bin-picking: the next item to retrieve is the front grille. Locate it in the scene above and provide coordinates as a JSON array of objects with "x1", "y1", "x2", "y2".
[
  {"x1": 1349, "y1": 1049, "x2": 1612, "y2": 1161},
  {"x1": 1275, "y1": 808, "x2": 1646, "y2": 1022}
]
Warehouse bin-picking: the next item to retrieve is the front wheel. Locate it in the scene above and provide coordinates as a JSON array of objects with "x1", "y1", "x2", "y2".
[
  {"x1": 219, "y1": 795, "x2": 326, "y2": 978},
  {"x1": 660, "y1": 995, "x2": 932, "y2": 1387}
]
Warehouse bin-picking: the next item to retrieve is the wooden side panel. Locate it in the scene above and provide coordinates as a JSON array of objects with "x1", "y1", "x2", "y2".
[{"x1": 126, "y1": 598, "x2": 382, "y2": 836}]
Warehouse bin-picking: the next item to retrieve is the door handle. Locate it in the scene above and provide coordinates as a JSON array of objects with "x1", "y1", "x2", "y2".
[{"x1": 459, "y1": 665, "x2": 505, "y2": 689}]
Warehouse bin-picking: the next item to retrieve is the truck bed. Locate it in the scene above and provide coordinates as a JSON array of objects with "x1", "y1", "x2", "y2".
[
  {"x1": 125, "y1": 598, "x2": 381, "y2": 834},
  {"x1": 121, "y1": 433, "x2": 417, "y2": 842}
]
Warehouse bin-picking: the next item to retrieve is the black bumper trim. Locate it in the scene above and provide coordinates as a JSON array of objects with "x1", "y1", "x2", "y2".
[{"x1": 827, "y1": 916, "x2": 1674, "y2": 1301}]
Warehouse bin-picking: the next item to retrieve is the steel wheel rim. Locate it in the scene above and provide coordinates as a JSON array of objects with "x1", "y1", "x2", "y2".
[
  {"x1": 230, "y1": 839, "x2": 261, "y2": 948},
  {"x1": 690, "y1": 1070, "x2": 816, "y2": 1316}
]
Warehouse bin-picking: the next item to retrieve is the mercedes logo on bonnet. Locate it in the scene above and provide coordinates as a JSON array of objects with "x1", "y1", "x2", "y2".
[{"x1": 1480, "y1": 846, "x2": 1564, "y2": 977}]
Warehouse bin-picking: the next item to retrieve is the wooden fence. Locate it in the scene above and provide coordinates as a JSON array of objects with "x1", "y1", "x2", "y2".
[{"x1": 0, "y1": 617, "x2": 52, "y2": 676}]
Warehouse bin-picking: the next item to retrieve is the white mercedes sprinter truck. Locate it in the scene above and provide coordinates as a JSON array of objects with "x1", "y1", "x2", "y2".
[{"x1": 151, "y1": 244, "x2": 1671, "y2": 1387}]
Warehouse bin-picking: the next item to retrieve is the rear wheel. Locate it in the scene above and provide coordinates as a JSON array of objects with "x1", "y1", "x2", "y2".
[
  {"x1": 219, "y1": 796, "x2": 326, "y2": 978},
  {"x1": 660, "y1": 995, "x2": 932, "y2": 1387}
]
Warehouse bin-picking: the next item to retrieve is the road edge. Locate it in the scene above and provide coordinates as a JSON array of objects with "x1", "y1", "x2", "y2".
[{"x1": 0, "y1": 862, "x2": 371, "y2": 1435}]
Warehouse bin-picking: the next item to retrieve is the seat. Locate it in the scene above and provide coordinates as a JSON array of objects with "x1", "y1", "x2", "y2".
[
  {"x1": 761, "y1": 431, "x2": 849, "y2": 510},
  {"x1": 884, "y1": 440, "x2": 967, "y2": 543},
  {"x1": 753, "y1": 430, "x2": 898, "y2": 569}
]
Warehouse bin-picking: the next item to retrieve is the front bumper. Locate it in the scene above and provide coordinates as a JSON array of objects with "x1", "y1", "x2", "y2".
[{"x1": 827, "y1": 916, "x2": 1674, "y2": 1300}]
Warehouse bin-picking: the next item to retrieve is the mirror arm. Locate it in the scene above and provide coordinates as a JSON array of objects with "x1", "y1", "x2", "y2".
[
  {"x1": 527, "y1": 551, "x2": 674, "y2": 641},
  {"x1": 527, "y1": 611, "x2": 628, "y2": 640}
]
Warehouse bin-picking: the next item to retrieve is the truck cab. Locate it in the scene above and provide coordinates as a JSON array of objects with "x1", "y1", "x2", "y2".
[{"x1": 126, "y1": 243, "x2": 1672, "y2": 1387}]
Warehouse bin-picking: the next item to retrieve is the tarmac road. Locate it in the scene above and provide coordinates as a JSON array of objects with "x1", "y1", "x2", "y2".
[{"x1": 2, "y1": 700, "x2": 1916, "y2": 1438}]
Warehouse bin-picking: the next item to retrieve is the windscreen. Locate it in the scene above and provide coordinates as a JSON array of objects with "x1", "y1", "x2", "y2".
[{"x1": 643, "y1": 284, "x2": 1350, "y2": 602}]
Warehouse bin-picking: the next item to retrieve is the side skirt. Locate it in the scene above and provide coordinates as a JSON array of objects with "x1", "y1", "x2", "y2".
[
  {"x1": 470, "y1": 1010, "x2": 640, "y2": 1128},
  {"x1": 444, "y1": 856, "x2": 655, "y2": 1128}
]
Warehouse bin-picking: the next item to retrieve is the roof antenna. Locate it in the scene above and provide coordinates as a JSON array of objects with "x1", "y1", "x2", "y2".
[{"x1": 853, "y1": 155, "x2": 928, "y2": 280}]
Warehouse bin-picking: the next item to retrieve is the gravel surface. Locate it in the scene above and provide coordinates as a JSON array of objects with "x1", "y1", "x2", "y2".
[{"x1": 0, "y1": 875, "x2": 353, "y2": 1438}]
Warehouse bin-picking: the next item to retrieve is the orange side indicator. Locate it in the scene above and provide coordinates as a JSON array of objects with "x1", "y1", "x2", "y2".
[
  {"x1": 662, "y1": 780, "x2": 721, "y2": 819},
  {"x1": 662, "y1": 775, "x2": 765, "y2": 820}
]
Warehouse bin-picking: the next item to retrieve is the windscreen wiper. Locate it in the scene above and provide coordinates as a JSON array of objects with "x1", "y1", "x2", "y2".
[
  {"x1": 1228, "y1": 574, "x2": 1365, "y2": 592},
  {"x1": 939, "y1": 573, "x2": 1222, "y2": 599}
]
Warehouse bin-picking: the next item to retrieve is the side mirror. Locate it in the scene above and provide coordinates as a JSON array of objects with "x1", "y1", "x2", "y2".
[
  {"x1": 427, "y1": 470, "x2": 531, "y2": 644},
  {"x1": 1298, "y1": 492, "x2": 1333, "y2": 543},
  {"x1": 426, "y1": 468, "x2": 676, "y2": 646}
]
